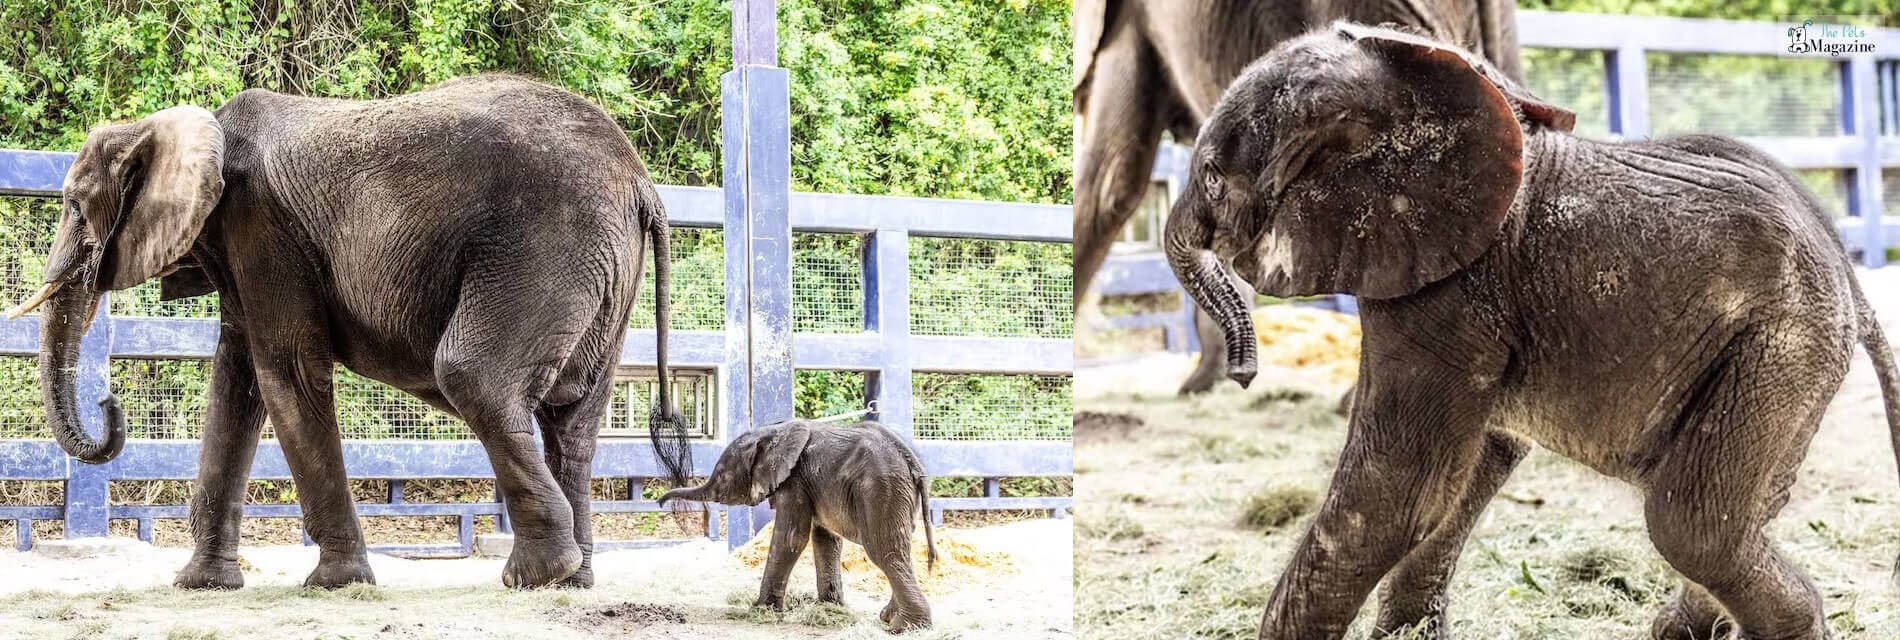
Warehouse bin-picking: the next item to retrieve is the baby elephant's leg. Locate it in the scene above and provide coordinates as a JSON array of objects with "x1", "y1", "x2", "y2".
[
  {"x1": 867, "y1": 526, "x2": 930, "y2": 631},
  {"x1": 756, "y1": 502, "x2": 812, "y2": 610},
  {"x1": 812, "y1": 526, "x2": 846, "y2": 605}
]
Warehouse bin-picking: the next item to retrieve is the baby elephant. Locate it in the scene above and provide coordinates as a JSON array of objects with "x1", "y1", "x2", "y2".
[{"x1": 658, "y1": 420, "x2": 939, "y2": 631}]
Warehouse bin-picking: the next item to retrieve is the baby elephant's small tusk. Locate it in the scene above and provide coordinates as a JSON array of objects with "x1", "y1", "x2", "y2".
[{"x1": 3, "y1": 282, "x2": 62, "y2": 320}]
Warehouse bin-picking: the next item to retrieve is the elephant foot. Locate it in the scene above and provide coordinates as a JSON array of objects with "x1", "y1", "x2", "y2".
[
  {"x1": 174, "y1": 556, "x2": 244, "y2": 590},
  {"x1": 1650, "y1": 602, "x2": 1734, "y2": 640},
  {"x1": 303, "y1": 554, "x2": 375, "y2": 588},
  {"x1": 754, "y1": 593, "x2": 787, "y2": 611},
  {"x1": 554, "y1": 564, "x2": 594, "y2": 589},
  {"x1": 501, "y1": 536, "x2": 582, "y2": 589},
  {"x1": 816, "y1": 591, "x2": 844, "y2": 606},
  {"x1": 885, "y1": 610, "x2": 932, "y2": 633}
]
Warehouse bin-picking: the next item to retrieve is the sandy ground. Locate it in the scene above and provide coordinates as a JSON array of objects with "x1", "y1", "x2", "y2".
[
  {"x1": 0, "y1": 518, "x2": 1072, "y2": 639},
  {"x1": 1075, "y1": 267, "x2": 1900, "y2": 638}
]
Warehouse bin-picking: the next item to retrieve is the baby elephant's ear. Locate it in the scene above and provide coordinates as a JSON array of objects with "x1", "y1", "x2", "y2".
[
  {"x1": 1258, "y1": 26, "x2": 1533, "y2": 299},
  {"x1": 747, "y1": 421, "x2": 812, "y2": 504}
]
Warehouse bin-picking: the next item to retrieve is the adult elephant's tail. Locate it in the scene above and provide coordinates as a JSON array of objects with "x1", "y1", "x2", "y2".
[
  {"x1": 641, "y1": 184, "x2": 694, "y2": 494},
  {"x1": 1849, "y1": 277, "x2": 1900, "y2": 582}
]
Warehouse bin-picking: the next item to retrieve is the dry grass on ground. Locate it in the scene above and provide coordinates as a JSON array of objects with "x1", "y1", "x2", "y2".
[
  {"x1": 0, "y1": 518, "x2": 1072, "y2": 639},
  {"x1": 1075, "y1": 293, "x2": 1900, "y2": 638}
]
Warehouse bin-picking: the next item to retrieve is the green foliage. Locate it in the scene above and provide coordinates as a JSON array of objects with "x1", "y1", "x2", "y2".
[{"x1": 0, "y1": 2, "x2": 1072, "y2": 446}]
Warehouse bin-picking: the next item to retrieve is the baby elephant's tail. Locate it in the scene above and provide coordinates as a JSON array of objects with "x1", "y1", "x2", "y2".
[
  {"x1": 916, "y1": 474, "x2": 938, "y2": 572},
  {"x1": 1851, "y1": 286, "x2": 1900, "y2": 583}
]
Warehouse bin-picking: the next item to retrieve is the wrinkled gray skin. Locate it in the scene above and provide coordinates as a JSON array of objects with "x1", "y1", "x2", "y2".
[
  {"x1": 11, "y1": 75, "x2": 693, "y2": 591},
  {"x1": 658, "y1": 420, "x2": 939, "y2": 633},
  {"x1": 1073, "y1": 0, "x2": 1521, "y2": 398},
  {"x1": 1168, "y1": 24, "x2": 1900, "y2": 640}
]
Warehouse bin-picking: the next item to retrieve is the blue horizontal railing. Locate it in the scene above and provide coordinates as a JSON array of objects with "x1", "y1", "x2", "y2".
[{"x1": 1096, "y1": 10, "x2": 1900, "y2": 353}]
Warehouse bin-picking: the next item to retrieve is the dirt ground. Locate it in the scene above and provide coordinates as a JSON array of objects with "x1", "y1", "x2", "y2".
[
  {"x1": 0, "y1": 518, "x2": 1072, "y2": 639},
  {"x1": 1074, "y1": 267, "x2": 1900, "y2": 638}
]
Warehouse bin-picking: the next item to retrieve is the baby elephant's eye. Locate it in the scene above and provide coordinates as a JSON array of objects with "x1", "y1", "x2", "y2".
[{"x1": 1202, "y1": 161, "x2": 1225, "y2": 201}]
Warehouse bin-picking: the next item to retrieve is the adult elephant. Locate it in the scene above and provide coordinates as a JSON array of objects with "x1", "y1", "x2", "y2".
[
  {"x1": 5, "y1": 74, "x2": 694, "y2": 590},
  {"x1": 1073, "y1": 0, "x2": 1524, "y2": 396}
]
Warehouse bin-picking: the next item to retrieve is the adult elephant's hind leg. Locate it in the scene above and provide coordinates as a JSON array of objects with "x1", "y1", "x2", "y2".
[
  {"x1": 1373, "y1": 430, "x2": 1529, "y2": 638},
  {"x1": 534, "y1": 365, "x2": 616, "y2": 589},
  {"x1": 175, "y1": 330, "x2": 268, "y2": 589},
  {"x1": 1073, "y1": 16, "x2": 1165, "y2": 308},
  {"x1": 436, "y1": 267, "x2": 601, "y2": 588}
]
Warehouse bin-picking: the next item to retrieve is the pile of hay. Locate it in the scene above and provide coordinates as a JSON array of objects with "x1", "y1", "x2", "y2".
[
  {"x1": 1224, "y1": 306, "x2": 1361, "y2": 387},
  {"x1": 733, "y1": 524, "x2": 1017, "y2": 595}
]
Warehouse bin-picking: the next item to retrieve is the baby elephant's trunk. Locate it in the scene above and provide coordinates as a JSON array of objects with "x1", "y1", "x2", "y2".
[{"x1": 656, "y1": 485, "x2": 712, "y2": 508}]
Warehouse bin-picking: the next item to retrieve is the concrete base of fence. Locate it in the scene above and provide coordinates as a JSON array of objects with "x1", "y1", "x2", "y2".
[
  {"x1": 473, "y1": 534, "x2": 513, "y2": 558},
  {"x1": 33, "y1": 537, "x2": 150, "y2": 559}
]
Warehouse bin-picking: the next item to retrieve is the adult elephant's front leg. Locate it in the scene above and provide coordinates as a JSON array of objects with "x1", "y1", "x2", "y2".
[
  {"x1": 251, "y1": 332, "x2": 374, "y2": 588},
  {"x1": 174, "y1": 330, "x2": 268, "y2": 589},
  {"x1": 1373, "y1": 430, "x2": 1529, "y2": 638},
  {"x1": 1258, "y1": 378, "x2": 1493, "y2": 639}
]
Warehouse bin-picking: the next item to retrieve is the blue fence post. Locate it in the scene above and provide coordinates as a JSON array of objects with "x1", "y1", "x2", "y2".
[
  {"x1": 1607, "y1": 46, "x2": 1650, "y2": 140},
  {"x1": 722, "y1": 0, "x2": 794, "y2": 549},
  {"x1": 64, "y1": 296, "x2": 114, "y2": 539},
  {"x1": 864, "y1": 229, "x2": 913, "y2": 433},
  {"x1": 1846, "y1": 54, "x2": 1887, "y2": 267}
]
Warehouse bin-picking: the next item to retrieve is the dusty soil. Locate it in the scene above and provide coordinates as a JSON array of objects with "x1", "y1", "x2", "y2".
[
  {"x1": 1074, "y1": 268, "x2": 1900, "y2": 638},
  {"x1": 0, "y1": 518, "x2": 1072, "y2": 639}
]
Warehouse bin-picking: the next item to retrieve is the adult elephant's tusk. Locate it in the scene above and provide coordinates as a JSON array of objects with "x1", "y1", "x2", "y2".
[{"x1": 4, "y1": 282, "x2": 62, "y2": 320}]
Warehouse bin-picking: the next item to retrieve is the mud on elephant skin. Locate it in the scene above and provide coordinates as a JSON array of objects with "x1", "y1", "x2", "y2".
[
  {"x1": 1166, "y1": 24, "x2": 1900, "y2": 640},
  {"x1": 659, "y1": 420, "x2": 940, "y2": 633},
  {"x1": 7, "y1": 74, "x2": 696, "y2": 591}
]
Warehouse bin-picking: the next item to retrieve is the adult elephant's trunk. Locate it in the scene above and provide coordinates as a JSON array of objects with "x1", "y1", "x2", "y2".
[
  {"x1": 25, "y1": 282, "x2": 124, "y2": 464},
  {"x1": 1163, "y1": 192, "x2": 1257, "y2": 387},
  {"x1": 655, "y1": 484, "x2": 713, "y2": 508}
]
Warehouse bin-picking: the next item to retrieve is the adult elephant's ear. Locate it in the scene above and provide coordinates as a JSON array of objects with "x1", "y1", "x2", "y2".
[
  {"x1": 1254, "y1": 25, "x2": 1567, "y2": 299},
  {"x1": 92, "y1": 106, "x2": 225, "y2": 291},
  {"x1": 746, "y1": 421, "x2": 813, "y2": 504}
]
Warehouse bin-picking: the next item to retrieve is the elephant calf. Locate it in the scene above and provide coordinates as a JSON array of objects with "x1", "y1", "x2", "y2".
[
  {"x1": 1166, "y1": 23, "x2": 1900, "y2": 640},
  {"x1": 659, "y1": 420, "x2": 939, "y2": 632}
]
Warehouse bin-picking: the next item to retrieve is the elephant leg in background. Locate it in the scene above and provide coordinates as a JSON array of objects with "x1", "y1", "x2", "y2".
[
  {"x1": 1643, "y1": 331, "x2": 1842, "y2": 640},
  {"x1": 813, "y1": 525, "x2": 847, "y2": 605},
  {"x1": 1179, "y1": 274, "x2": 1256, "y2": 395},
  {"x1": 1072, "y1": 15, "x2": 1166, "y2": 308},
  {"x1": 249, "y1": 320, "x2": 374, "y2": 588},
  {"x1": 174, "y1": 329, "x2": 269, "y2": 589},
  {"x1": 533, "y1": 366, "x2": 615, "y2": 589},
  {"x1": 1372, "y1": 430, "x2": 1531, "y2": 638},
  {"x1": 756, "y1": 492, "x2": 814, "y2": 609},
  {"x1": 1257, "y1": 378, "x2": 1492, "y2": 639}
]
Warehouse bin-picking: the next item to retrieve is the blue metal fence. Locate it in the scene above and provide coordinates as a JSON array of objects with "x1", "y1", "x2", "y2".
[
  {"x1": 0, "y1": 0, "x2": 1072, "y2": 554},
  {"x1": 1093, "y1": 11, "x2": 1900, "y2": 354}
]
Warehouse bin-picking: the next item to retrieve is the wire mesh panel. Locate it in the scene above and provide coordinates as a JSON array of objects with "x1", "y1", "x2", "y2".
[
  {"x1": 1648, "y1": 54, "x2": 1841, "y2": 138},
  {"x1": 334, "y1": 368, "x2": 466, "y2": 440},
  {"x1": 0, "y1": 197, "x2": 57, "y2": 305},
  {"x1": 112, "y1": 282, "x2": 219, "y2": 317},
  {"x1": 910, "y1": 238, "x2": 1071, "y2": 338},
  {"x1": 601, "y1": 368, "x2": 716, "y2": 439},
  {"x1": 792, "y1": 233, "x2": 864, "y2": 333},
  {"x1": 111, "y1": 359, "x2": 211, "y2": 439},
  {"x1": 912, "y1": 373, "x2": 1071, "y2": 441},
  {"x1": 1522, "y1": 48, "x2": 1611, "y2": 139},
  {"x1": 794, "y1": 369, "x2": 867, "y2": 420},
  {"x1": 631, "y1": 227, "x2": 725, "y2": 331},
  {"x1": 1796, "y1": 169, "x2": 1852, "y2": 218},
  {"x1": 0, "y1": 355, "x2": 46, "y2": 439}
]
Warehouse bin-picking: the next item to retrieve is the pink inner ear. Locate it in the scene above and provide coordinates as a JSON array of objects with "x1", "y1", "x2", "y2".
[{"x1": 1521, "y1": 101, "x2": 1577, "y2": 132}]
